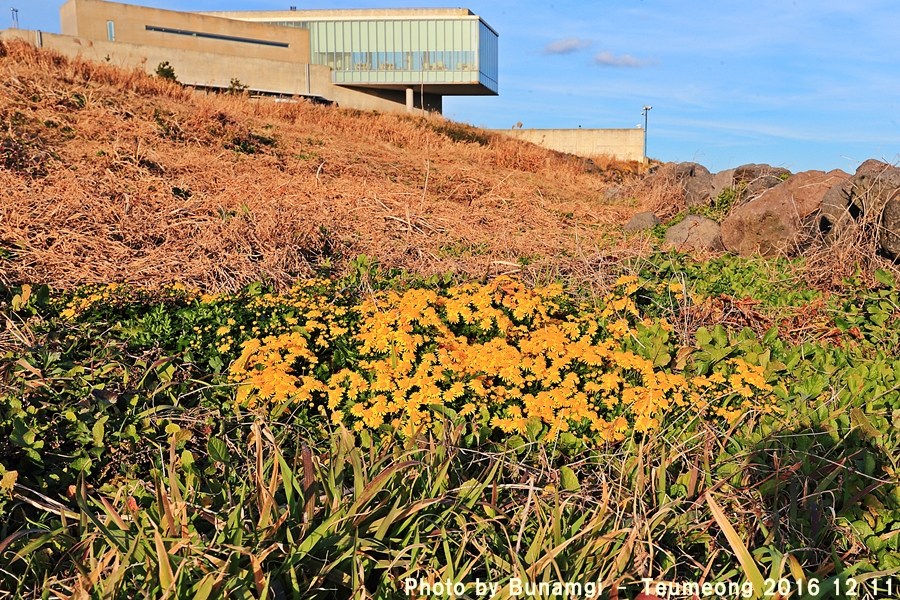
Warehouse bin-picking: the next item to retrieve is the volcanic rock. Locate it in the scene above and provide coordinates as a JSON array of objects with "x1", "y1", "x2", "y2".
[
  {"x1": 721, "y1": 170, "x2": 849, "y2": 256},
  {"x1": 664, "y1": 215, "x2": 723, "y2": 251}
]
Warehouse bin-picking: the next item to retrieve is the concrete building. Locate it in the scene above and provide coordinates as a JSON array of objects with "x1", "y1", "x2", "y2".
[
  {"x1": 2, "y1": 0, "x2": 498, "y2": 114},
  {"x1": 495, "y1": 128, "x2": 646, "y2": 163}
]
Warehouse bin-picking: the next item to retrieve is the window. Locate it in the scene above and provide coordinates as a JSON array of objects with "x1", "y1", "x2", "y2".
[
  {"x1": 107, "y1": 21, "x2": 115, "y2": 42},
  {"x1": 144, "y1": 25, "x2": 289, "y2": 48}
]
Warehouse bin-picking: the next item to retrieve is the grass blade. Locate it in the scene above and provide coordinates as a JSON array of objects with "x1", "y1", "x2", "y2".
[{"x1": 706, "y1": 492, "x2": 765, "y2": 599}]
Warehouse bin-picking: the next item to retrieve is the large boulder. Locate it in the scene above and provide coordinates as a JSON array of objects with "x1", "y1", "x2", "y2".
[
  {"x1": 664, "y1": 215, "x2": 724, "y2": 251},
  {"x1": 721, "y1": 170, "x2": 850, "y2": 256},
  {"x1": 815, "y1": 160, "x2": 900, "y2": 259},
  {"x1": 732, "y1": 164, "x2": 792, "y2": 198},
  {"x1": 672, "y1": 162, "x2": 714, "y2": 206}
]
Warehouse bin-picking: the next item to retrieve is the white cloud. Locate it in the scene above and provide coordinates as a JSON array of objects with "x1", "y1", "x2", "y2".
[
  {"x1": 592, "y1": 50, "x2": 657, "y2": 68},
  {"x1": 542, "y1": 36, "x2": 594, "y2": 55}
]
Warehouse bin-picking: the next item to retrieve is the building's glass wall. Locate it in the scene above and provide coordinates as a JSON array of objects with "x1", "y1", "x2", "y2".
[
  {"x1": 266, "y1": 17, "x2": 498, "y2": 91},
  {"x1": 477, "y1": 20, "x2": 498, "y2": 93}
]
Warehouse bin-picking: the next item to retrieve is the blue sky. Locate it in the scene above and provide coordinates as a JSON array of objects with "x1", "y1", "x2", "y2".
[{"x1": 19, "y1": 0, "x2": 900, "y2": 173}]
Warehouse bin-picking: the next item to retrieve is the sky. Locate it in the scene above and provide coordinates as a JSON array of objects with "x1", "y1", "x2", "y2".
[{"x1": 18, "y1": 0, "x2": 900, "y2": 173}]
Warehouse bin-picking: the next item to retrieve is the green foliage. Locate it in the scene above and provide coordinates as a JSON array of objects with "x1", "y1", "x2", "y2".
[
  {"x1": 428, "y1": 121, "x2": 492, "y2": 146},
  {"x1": 693, "y1": 184, "x2": 744, "y2": 221},
  {"x1": 4, "y1": 253, "x2": 900, "y2": 594},
  {"x1": 154, "y1": 61, "x2": 177, "y2": 82},
  {"x1": 226, "y1": 77, "x2": 248, "y2": 95}
]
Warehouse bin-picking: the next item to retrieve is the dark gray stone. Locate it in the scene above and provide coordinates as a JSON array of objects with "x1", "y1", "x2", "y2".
[
  {"x1": 815, "y1": 160, "x2": 900, "y2": 257},
  {"x1": 710, "y1": 168, "x2": 736, "y2": 201},
  {"x1": 624, "y1": 211, "x2": 661, "y2": 231},
  {"x1": 882, "y1": 196, "x2": 900, "y2": 259},
  {"x1": 732, "y1": 164, "x2": 792, "y2": 198},
  {"x1": 664, "y1": 215, "x2": 724, "y2": 251},
  {"x1": 672, "y1": 162, "x2": 714, "y2": 206},
  {"x1": 604, "y1": 186, "x2": 621, "y2": 201}
]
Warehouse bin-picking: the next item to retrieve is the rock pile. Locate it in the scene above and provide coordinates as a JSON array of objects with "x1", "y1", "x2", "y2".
[{"x1": 629, "y1": 159, "x2": 900, "y2": 259}]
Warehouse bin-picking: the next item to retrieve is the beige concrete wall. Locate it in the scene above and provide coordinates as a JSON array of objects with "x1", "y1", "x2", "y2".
[
  {"x1": 1, "y1": 29, "x2": 423, "y2": 114},
  {"x1": 59, "y1": 0, "x2": 77, "y2": 37},
  {"x1": 2, "y1": 29, "x2": 306, "y2": 93},
  {"x1": 495, "y1": 128, "x2": 645, "y2": 162},
  {"x1": 60, "y1": 0, "x2": 309, "y2": 63}
]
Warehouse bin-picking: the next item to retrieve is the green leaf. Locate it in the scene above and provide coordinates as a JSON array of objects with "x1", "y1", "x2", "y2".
[
  {"x1": 92, "y1": 420, "x2": 105, "y2": 448},
  {"x1": 866, "y1": 535, "x2": 888, "y2": 553},
  {"x1": 506, "y1": 435, "x2": 526, "y2": 453},
  {"x1": 10, "y1": 418, "x2": 37, "y2": 448},
  {"x1": 157, "y1": 360, "x2": 176, "y2": 383},
  {"x1": 875, "y1": 269, "x2": 896, "y2": 287},
  {"x1": 208, "y1": 355, "x2": 224, "y2": 372},
  {"x1": 525, "y1": 417, "x2": 543, "y2": 442},
  {"x1": 560, "y1": 466, "x2": 580, "y2": 492},
  {"x1": 71, "y1": 456, "x2": 92, "y2": 472},
  {"x1": 762, "y1": 327, "x2": 779, "y2": 345},
  {"x1": 695, "y1": 327, "x2": 712, "y2": 347},
  {"x1": 653, "y1": 350, "x2": 671, "y2": 368},
  {"x1": 181, "y1": 450, "x2": 195, "y2": 470},
  {"x1": 712, "y1": 324, "x2": 728, "y2": 347},
  {"x1": 207, "y1": 438, "x2": 230, "y2": 464}
]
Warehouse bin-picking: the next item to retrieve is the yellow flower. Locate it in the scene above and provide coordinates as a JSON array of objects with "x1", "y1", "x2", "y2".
[{"x1": 459, "y1": 403, "x2": 476, "y2": 417}]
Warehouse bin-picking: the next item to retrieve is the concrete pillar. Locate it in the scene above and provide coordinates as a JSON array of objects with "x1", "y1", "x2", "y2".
[{"x1": 405, "y1": 87, "x2": 414, "y2": 113}]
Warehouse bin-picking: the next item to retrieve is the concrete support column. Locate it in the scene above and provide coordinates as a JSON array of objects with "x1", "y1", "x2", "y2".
[{"x1": 405, "y1": 87, "x2": 414, "y2": 113}]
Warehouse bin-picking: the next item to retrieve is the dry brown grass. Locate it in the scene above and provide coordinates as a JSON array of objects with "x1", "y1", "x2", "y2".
[
  {"x1": 619, "y1": 162, "x2": 686, "y2": 221},
  {"x1": 0, "y1": 40, "x2": 675, "y2": 292}
]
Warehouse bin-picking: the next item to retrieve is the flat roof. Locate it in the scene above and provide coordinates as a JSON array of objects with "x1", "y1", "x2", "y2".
[
  {"x1": 203, "y1": 8, "x2": 476, "y2": 20},
  {"x1": 204, "y1": 8, "x2": 498, "y2": 37}
]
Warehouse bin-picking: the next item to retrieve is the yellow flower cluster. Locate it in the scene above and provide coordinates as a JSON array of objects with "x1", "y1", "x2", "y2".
[
  {"x1": 229, "y1": 276, "x2": 779, "y2": 446},
  {"x1": 59, "y1": 282, "x2": 199, "y2": 319},
  {"x1": 226, "y1": 282, "x2": 354, "y2": 407},
  {"x1": 231, "y1": 333, "x2": 324, "y2": 407},
  {"x1": 60, "y1": 283, "x2": 125, "y2": 318}
]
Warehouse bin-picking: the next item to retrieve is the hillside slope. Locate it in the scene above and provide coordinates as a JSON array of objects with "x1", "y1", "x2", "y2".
[{"x1": 0, "y1": 41, "x2": 670, "y2": 291}]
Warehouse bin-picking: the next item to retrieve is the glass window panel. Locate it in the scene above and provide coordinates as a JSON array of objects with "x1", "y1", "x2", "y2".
[
  {"x1": 332, "y1": 21, "x2": 343, "y2": 54},
  {"x1": 343, "y1": 22, "x2": 352, "y2": 53},
  {"x1": 444, "y1": 21, "x2": 454, "y2": 53},
  {"x1": 402, "y1": 20, "x2": 411, "y2": 57},
  {"x1": 356, "y1": 21, "x2": 365, "y2": 51},
  {"x1": 314, "y1": 22, "x2": 325, "y2": 57},
  {"x1": 416, "y1": 20, "x2": 426, "y2": 51},
  {"x1": 426, "y1": 20, "x2": 437, "y2": 51},
  {"x1": 383, "y1": 21, "x2": 391, "y2": 53},
  {"x1": 375, "y1": 20, "x2": 385, "y2": 52},
  {"x1": 322, "y1": 21, "x2": 332, "y2": 52},
  {"x1": 433, "y1": 21, "x2": 442, "y2": 52},
  {"x1": 367, "y1": 21, "x2": 377, "y2": 52}
]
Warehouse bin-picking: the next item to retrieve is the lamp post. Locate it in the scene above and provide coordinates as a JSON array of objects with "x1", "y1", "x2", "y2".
[
  {"x1": 642, "y1": 105, "x2": 652, "y2": 162},
  {"x1": 10, "y1": 8, "x2": 18, "y2": 29}
]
